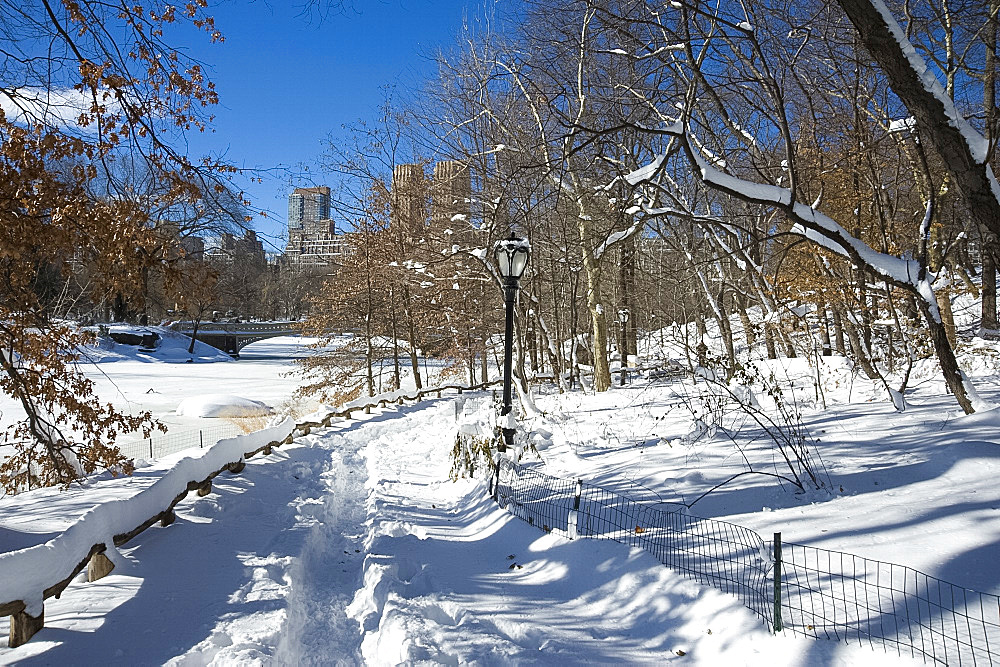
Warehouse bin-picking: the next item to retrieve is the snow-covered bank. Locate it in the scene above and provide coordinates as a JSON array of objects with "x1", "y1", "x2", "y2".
[
  {"x1": 0, "y1": 418, "x2": 294, "y2": 620},
  {"x1": 348, "y1": 398, "x2": 921, "y2": 665},
  {"x1": 0, "y1": 389, "x2": 953, "y2": 664}
]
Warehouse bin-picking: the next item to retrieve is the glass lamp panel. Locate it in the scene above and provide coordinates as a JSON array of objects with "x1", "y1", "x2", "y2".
[
  {"x1": 496, "y1": 248, "x2": 513, "y2": 277},
  {"x1": 510, "y1": 248, "x2": 529, "y2": 278}
]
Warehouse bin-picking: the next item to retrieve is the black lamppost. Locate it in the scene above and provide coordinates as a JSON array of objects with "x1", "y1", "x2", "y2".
[
  {"x1": 495, "y1": 234, "x2": 530, "y2": 453},
  {"x1": 618, "y1": 308, "x2": 630, "y2": 386}
]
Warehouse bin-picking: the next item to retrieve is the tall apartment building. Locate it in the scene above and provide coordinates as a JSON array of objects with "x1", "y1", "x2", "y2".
[
  {"x1": 287, "y1": 186, "x2": 331, "y2": 232},
  {"x1": 284, "y1": 185, "x2": 342, "y2": 266},
  {"x1": 391, "y1": 164, "x2": 427, "y2": 233},
  {"x1": 431, "y1": 161, "x2": 471, "y2": 229},
  {"x1": 205, "y1": 230, "x2": 266, "y2": 267},
  {"x1": 282, "y1": 164, "x2": 470, "y2": 268},
  {"x1": 392, "y1": 161, "x2": 472, "y2": 234}
]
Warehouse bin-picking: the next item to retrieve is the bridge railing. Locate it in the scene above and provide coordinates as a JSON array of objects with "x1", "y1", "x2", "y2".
[{"x1": 170, "y1": 321, "x2": 299, "y2": 333}]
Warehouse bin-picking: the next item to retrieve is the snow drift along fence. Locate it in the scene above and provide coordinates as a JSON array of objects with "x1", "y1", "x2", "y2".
[
  {"x1": 0, "y1": 419, "x2": 296, "y2": 648},
  {"x1": 492, "y1": 458, "x2": 1000, "y2": 666}
]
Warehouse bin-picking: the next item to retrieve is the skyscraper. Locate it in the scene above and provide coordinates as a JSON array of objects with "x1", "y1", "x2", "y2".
[
  {"x1": 431, "y1": 160, "x2": 471, "y2": 228},
  {"x1": 391, "y1": 164, "x2": 426, "y2": 233},
  {"x1": 287, "y1": 186, "x2": 331, "y2": 232},
  {"x1": 284, "y1": 186, "x2": 341, "y2": 266}
]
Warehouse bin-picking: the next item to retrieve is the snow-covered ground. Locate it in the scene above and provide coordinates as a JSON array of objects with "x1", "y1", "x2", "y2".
[
  {"x1": 0, "y1": 330, "x2": 998, "y2": 664},
  {"x1": 0, "y1": 395, "x2": 925, "y2": 665}
]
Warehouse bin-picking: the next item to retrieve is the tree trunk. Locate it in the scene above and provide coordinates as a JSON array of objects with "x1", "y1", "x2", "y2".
[
  {"x1": 401, "y1": 285, "x2": 422, "y2": 390},
  {"x1": 480, "y1": 335, "x2": 489, "y2": 384},
  {"x1": 365, "y1": 325, "x2": 375, "y2": 397},
  {"x1": 843, "y1": 317, "x2": 881, "y2": 380},
  {"x1": 765, "y1": 324, "x2": 777, "y2": 359},
  {"x1": 833, "y1": 307, "x2": 847, "y2": 355},
  {"x1": 918, "y1": 299, "x2": 975, "y2": 413},
  {"x1": 527, "y1": 315, "x2": 538, "y2": 373},
  {"x1": 736, "y1": 295, "x2": 755, "y2": 348},
  {"x1": 821, "y1": 307, "x2": 833, "y2": 356},
  {"x1": 581, "y1": 244, "x2": 611, "y2": 391},
  {"x1": 716, "y1": 286, "x2": 735, "y2": 371},
  {"x1": 187, "y1": 317, "x2": 200, "y2": 354},
  {"x1": 619, "y1": 236, "x2": 638, "y2": 357},
  {"x1": 390, "y1": 287, "x2": 401, "y2": 390},
  {"x1": 938, "y1": 286, "x2": 957, "y2": 347},
  {"x1": 984, "y1": 247, "x2": 997, "y2": 332}
]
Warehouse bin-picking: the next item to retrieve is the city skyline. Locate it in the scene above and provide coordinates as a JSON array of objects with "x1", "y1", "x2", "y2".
[{"x1": 173, "y1": 2, "x2": 475, "y2": 251}]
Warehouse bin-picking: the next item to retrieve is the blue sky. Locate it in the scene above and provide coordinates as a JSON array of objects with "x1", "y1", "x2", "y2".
[{"x1": 181, "y1": 1, "x2": 474, "y2": 252}]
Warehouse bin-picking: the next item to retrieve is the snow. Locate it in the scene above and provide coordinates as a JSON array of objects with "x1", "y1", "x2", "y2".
[
  {"x1": 0, "y1": 418, "x2": 293, "y2": 617},
  {"x1": 175, "y1": 394, "x2": 274, "y2": 418},
  {"x1": 0, "y1": 327, "x2": 998, "y2": 664},
  {"x1": 81, "y1": 324, "x2": 233, "y2": 364},
  {"x1": 593, "y1": 216, "x2": 644, "y2": 260},
  {"x1": 887, "y1": 116, "x2": 916, "y2": 134}
]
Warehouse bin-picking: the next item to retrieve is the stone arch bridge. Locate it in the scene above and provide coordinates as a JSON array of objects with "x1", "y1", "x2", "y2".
[{"x1": 170, "y1": 321, "x2": 299, "y2": 358}]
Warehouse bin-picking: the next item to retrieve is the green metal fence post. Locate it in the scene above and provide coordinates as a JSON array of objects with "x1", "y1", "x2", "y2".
[
  {"x1": 773, "y1": 531, "x2": 783, "y2": 632},
  {"x1": 491, "y1": 457, "x2": 501, "y2": 501}
]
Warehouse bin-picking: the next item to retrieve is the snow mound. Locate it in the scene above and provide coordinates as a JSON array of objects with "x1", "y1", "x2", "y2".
[{"x1": 176, "y1": 394, "x2": 273, "y2": 418}]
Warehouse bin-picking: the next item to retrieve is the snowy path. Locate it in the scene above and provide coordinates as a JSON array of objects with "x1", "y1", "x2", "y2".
[
  {"x1": 341, "y1": 399, "x2": 919, "y2": 665},
  {"x1": 0, "y1": 415, "x2": 373, "y2": 665},
  {"x1": 274, "y1": 427, "x2": 369, "y2": 664}
]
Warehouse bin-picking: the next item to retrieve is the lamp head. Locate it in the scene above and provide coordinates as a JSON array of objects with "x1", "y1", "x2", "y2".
[{"x1": 495, "y1": 233, "x2": 531, "y2": 280}]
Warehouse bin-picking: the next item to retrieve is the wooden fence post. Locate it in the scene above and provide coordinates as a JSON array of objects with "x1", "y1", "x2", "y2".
[
  {"x1": 87, "y1": 551, "x2": 115, "y2": 582},
  {"x1": 9, "y1": 607, "x2": 44, "y2": 648}
]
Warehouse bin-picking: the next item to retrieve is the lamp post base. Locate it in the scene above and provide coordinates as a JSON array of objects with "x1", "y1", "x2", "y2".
[{"x1": 501, "y1": 427, "x2": 515, "y2": 453}]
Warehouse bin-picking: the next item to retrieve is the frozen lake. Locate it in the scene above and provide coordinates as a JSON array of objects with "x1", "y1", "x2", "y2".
[
  {"x1": 0, "y1": 335, "x2": 315, "y2": 443},
  {"x1": 90, "y1": 336, "x2": 315, "y2": 432}
]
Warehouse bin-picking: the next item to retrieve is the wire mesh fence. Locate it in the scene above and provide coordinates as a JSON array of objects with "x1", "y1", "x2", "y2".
[
  {"x1": 779, "y1": 542, "x2": 1000, "y2": 666},
  {"x1": 115, "y1": 423, "x2": 244, "y2": 460},
  {"x1": 493, "y1": 457, "x2": 1000, "y2": 665}
]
